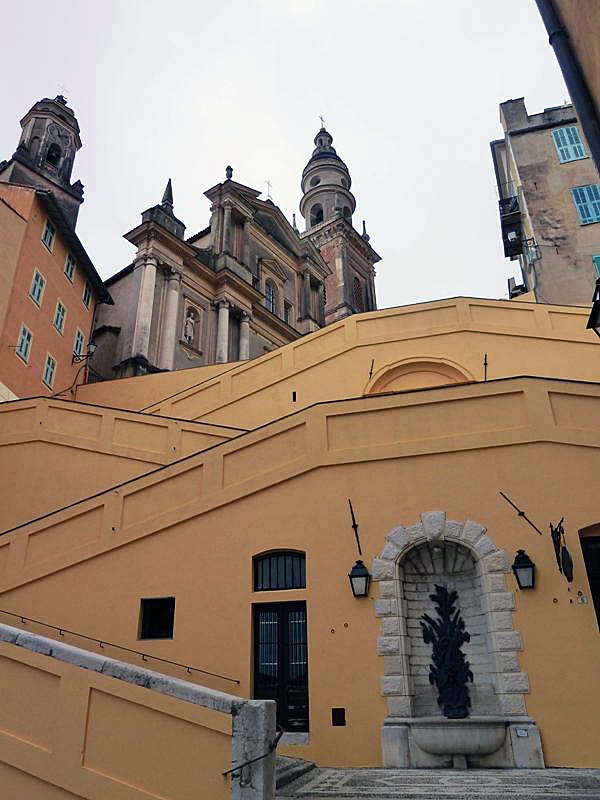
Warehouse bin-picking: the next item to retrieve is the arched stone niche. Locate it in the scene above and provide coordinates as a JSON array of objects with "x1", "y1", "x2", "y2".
[
  {"x1": 373, "y1": 512, "x2": 545, "y2": 769},
  {"x1": 365, "y1": 358, "x2": 474, "y2": 395}
]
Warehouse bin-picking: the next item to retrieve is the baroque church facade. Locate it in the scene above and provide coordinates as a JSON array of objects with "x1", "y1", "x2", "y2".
[{"x1": 93, "y1": 129, "x2": 380, "y2": 380}]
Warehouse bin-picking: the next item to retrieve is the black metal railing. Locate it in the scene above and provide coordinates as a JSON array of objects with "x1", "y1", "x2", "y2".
[
  {"x1": 0, "y1": 609, "x2": 239, "y2": 685},
  {"x1": 499, "y1": 195, "x2": 520, "y2": 216}
]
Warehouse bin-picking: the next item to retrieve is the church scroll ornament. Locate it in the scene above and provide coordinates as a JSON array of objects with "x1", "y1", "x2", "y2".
[{"x1": 420, "y1": 585, "x2": 473, "y2": 719}]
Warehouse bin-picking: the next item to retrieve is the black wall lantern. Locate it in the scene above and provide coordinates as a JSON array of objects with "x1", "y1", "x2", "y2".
[
  {"x1": 586, "y1": 277, "x2": 600, "y2": 338},
  {"x1": 512, "y1": 549, "x2": 535, "y2": 590},
  {"x1": 348, "y1": 559, "x2": 370, "y2": 598}
]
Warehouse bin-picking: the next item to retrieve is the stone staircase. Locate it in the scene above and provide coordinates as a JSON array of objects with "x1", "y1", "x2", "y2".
[{"x1": 276, "y1": 767, "x2": 600, "y2": 799}]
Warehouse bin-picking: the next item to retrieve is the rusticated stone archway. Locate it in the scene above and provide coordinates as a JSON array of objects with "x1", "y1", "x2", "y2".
[{"x1": 372, "y1": 512, "x2": 544, "y2": 768}]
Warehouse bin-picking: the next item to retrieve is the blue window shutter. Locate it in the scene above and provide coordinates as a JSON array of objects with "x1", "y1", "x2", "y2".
[
  {"x1": 553, "y1": 129, "x2": 570, "y2": 162},
  {"x1": 553, "y1": 126, "x2": 586, "y2": 162},
  {"x1": 592, "y1": 255, "x2": 600, "y2": 277},
  {"x1": 572, "y1": 187, "x2": 590, "y2": 222}
]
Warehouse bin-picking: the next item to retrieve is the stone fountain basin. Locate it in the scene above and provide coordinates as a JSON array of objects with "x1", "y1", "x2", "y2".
[{"x1": 410, "y1": 716, "x2": 507, "y2": 756}]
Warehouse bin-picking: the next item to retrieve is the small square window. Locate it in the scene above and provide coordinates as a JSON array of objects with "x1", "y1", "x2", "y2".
[
  {"x1": 29, "y1": 271, "x2": 45, "y2": 306},
  {"x1": 42, "y1": 354, "x2": 57, "y2": 389},
  {"x1": 139, "y1": 597, "x2": 175, "y2": 639},
  {"x1": 593, "y1": 255, "x2": 600, "y2": 277},
  {"x1": 64, "y1": 253, "x2": 76, "y2": 282},
  {"x1": 73, "y1": 329, "x2": 85, "y2": 357},
  {"x1": 42, "y1": 220, "x2": 55, "y2": 251},
  {"x1": 16, "y1": 325, "x2": 32, "y2": 363},
  {"x1": 82, "y1": 281, "x2": 92, "y2": 309},
  {"x1": 53, "y1": 301, "x2": 67, "y2": 334}
]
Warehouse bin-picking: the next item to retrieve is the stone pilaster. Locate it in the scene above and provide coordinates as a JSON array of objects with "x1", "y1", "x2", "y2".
[
  {"x1": 243, "y1": 217, "x2": 252, "y2": 267},
  {"x1": 215, "y1": 299, "x2": 230, "y2": 363},
  {"x1": 223, "y1": 201, "x2": 233, "y2": 255},
  {"x1": 132, "y1": 255, "x2": 158, "y2": 362},
  {"x1": 157, "y1": 270, "x2": 181, "y2": 370},
  {"x1": 239, "y1": 312, "x2": 251, "y2": 361}
]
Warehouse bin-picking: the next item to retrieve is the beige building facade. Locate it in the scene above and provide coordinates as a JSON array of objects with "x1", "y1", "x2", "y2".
[
  {"x1": 93, "y1": 128, "x2": 380, "y2": 381},
  {"x1": 491, "y1": 98, "x2": 600, "y2": 305},
  {"x1": 0, "y1": 297, "x2": 599, "y2": 799}
]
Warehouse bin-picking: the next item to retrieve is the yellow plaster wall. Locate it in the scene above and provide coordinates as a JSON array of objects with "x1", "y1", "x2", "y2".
[
  {"x1": 75, "y1": 359, "x2": 242, "y2": 410},
  {"x1": 0, "y1": 398, "x2": 244, "y2": 532},
  {"x1": 0, "y1": 640, "x2": 232, "y2": 800},
  {"x1": 0, "y1": 379, "x2": 599, "y2": 768},
  {"x1": 106, "y1": 298, "x2": 599, "y2": 429}
]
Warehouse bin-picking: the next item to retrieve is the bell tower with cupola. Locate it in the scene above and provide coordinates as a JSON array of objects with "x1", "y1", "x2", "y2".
[
  {"x1": 299, "y1": 126, "x2": 381, "y2": 324},
  {"x1": 0, "y1": 95, "x2": 84, "y2": 228}
]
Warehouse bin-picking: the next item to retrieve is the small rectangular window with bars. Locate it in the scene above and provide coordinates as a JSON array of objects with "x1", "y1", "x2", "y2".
[
  {"x1": 73, "y1": 329, "x2": 85, "y2": 357},
  {"x1": 16, "y1": 325, "x2": 32, "y2": 363},
  {"x1": 53, "y1": 301, "x2": 67, "y2": 334},
  {"x1": 82, "y1": 281, "x2": 92, "y2": 308},
  {"x1": 42, "y1": 354, "x2": 57, "y2": 389},
  {"x1": 572, "y1": 185, "x2": 600, "y2": 224},
  {"x1": 552, "y1": 126, "x2": 586, "y2": 163},
  {"x1": 254, "y1": 552, "x2": 306, "y2": 591},
  {"x1": 42, "y1": 220, "x2": 55, "y2": 251},
  {"x1": 29, "y1": 271, "x2": 45, "y2": 306},
  {"x1": 64, "y1": 253, "x2": 76, "y2": 282}
]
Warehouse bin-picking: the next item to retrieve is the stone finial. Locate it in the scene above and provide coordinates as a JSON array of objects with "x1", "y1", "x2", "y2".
[
  {"x1": 225, "y1": 165, "x2": 233, "y2": 181},
  {"x1": 292, "y1": 213, "x2": 299, "y2": 232},
  {"x1": 362, "y1": 220, "x2": 370, "y2": 242},
  {"x1": 161, "y1": 178, "x2": 174, "y2": 210}
]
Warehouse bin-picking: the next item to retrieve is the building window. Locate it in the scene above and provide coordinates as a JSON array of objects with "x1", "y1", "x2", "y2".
[
  {"x1": 310, "y1": 175, "x2": 321, "y2": 187},
  {"x1": 53, "y1": 301, "x2": 67, "y2": 334},
  {"x1": 572, "y1": 185, "x2": 600, "y2": 224},
  {"x1": 64, "y1": 253, "x2": 76, "y2": 282},
  {"x1": 16, "y1": 325, "x2": 32, "y2": 363},
  {"x1": 42, "y1": 354, "x2": 57, "y2": 389},
  {"x1": 265, "y1": 281, "x2": 277, "y2": 314},
  {"x1": 310, "y1": 203, "x2": 324, "y2": 226},
  {"x1": 353, "y1": 277, "x2": 365, "y2": 312},
  {"x1": 552, "y1": 126, "x2": 586, "y2": 163},
  {"x1": 42, "y1": 220, "x2": 55, "y2": 251},
  {"x1": 29, "y1": 271, "x2": 45, "y2": 306},
  {"x1": 82, "y1": 281, "x2": 92, "y2": 308},
  {"x1": 139, "y1": 597, "x2": 175, "y2": 639},
  {"x1": 592, "y1": 255, "x2": 600, "y2": 277},
  {"x1": 73, "y1": 329, "x2": 85, "y2": 357},
  {"x1": 254, "y1": 552, "x2": 306, "y2": 591},
  {"x1": 46, "y1": 143, "x2": 61, "y2": 167},
  {"x1": 284, "y1": 302, "x2": 293, "y2": 325}
]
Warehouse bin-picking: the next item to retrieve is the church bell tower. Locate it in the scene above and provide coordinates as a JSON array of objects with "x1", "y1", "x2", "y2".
[
  {"x1": 0, "y1": 95, "x2": 84, "y2": 228},
  {"x1": 299, "y1": 126, "x2": 380, "y2": 324}
]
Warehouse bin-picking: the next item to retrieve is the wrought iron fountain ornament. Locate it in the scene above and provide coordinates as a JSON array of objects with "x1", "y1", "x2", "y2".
[{"x1": 420, "y1": 585, "x2": 473, "y2": 719}]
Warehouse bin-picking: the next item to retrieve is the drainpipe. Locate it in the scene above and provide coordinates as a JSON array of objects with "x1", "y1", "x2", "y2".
[{"x1": 535, "y1": 0, "x2": 600, "y2": 174}]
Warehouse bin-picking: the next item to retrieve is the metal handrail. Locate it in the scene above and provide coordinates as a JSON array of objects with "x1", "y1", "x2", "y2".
[
  {"x1": 222, "y1": 724, "x2": 285, "y2": 778},
  {"x1": 0, "y1": 609, "x2": 239, "y2": 685}
]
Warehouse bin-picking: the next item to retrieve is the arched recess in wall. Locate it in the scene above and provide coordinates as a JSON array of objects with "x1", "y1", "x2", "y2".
[{"x1": 364, "y1": 357, "x2": 475, "y2": 395}]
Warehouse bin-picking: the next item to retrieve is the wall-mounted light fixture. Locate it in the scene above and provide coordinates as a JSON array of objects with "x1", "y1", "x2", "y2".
[
  {"x1": 348, "y1": 559, "x2": 370, "y2": 598},
  {"x1": 586, "y1": 277, "x2": 600, "y2": 338},
  {"x1": 512, "y1": 549, "x2": 535, "y2": 590},
  {"x1": 72, "y1": 341, "x2": 97, "y2": 364}
]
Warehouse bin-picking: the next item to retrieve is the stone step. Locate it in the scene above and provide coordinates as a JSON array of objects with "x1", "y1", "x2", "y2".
[
  {"x1": 276, "y1": 767, "x2": 600, "y2": 799},
  {"x1": 276, "y1": 756, "x2": 316, "y2": 789}
]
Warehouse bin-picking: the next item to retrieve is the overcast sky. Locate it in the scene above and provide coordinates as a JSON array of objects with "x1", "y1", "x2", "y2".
[{"x1": 1, "y1": 0, "x2": 568, "y2": 308}]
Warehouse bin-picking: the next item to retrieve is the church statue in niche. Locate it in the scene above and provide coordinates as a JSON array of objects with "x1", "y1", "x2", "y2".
[{"x1": 183, "y1": 306, "x2": 201, "y2": 350}]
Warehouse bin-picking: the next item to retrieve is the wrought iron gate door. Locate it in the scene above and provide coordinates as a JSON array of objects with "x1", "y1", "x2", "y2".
[{"x1": 253, "y1": 602, "x2": 309, "y2": 732}]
